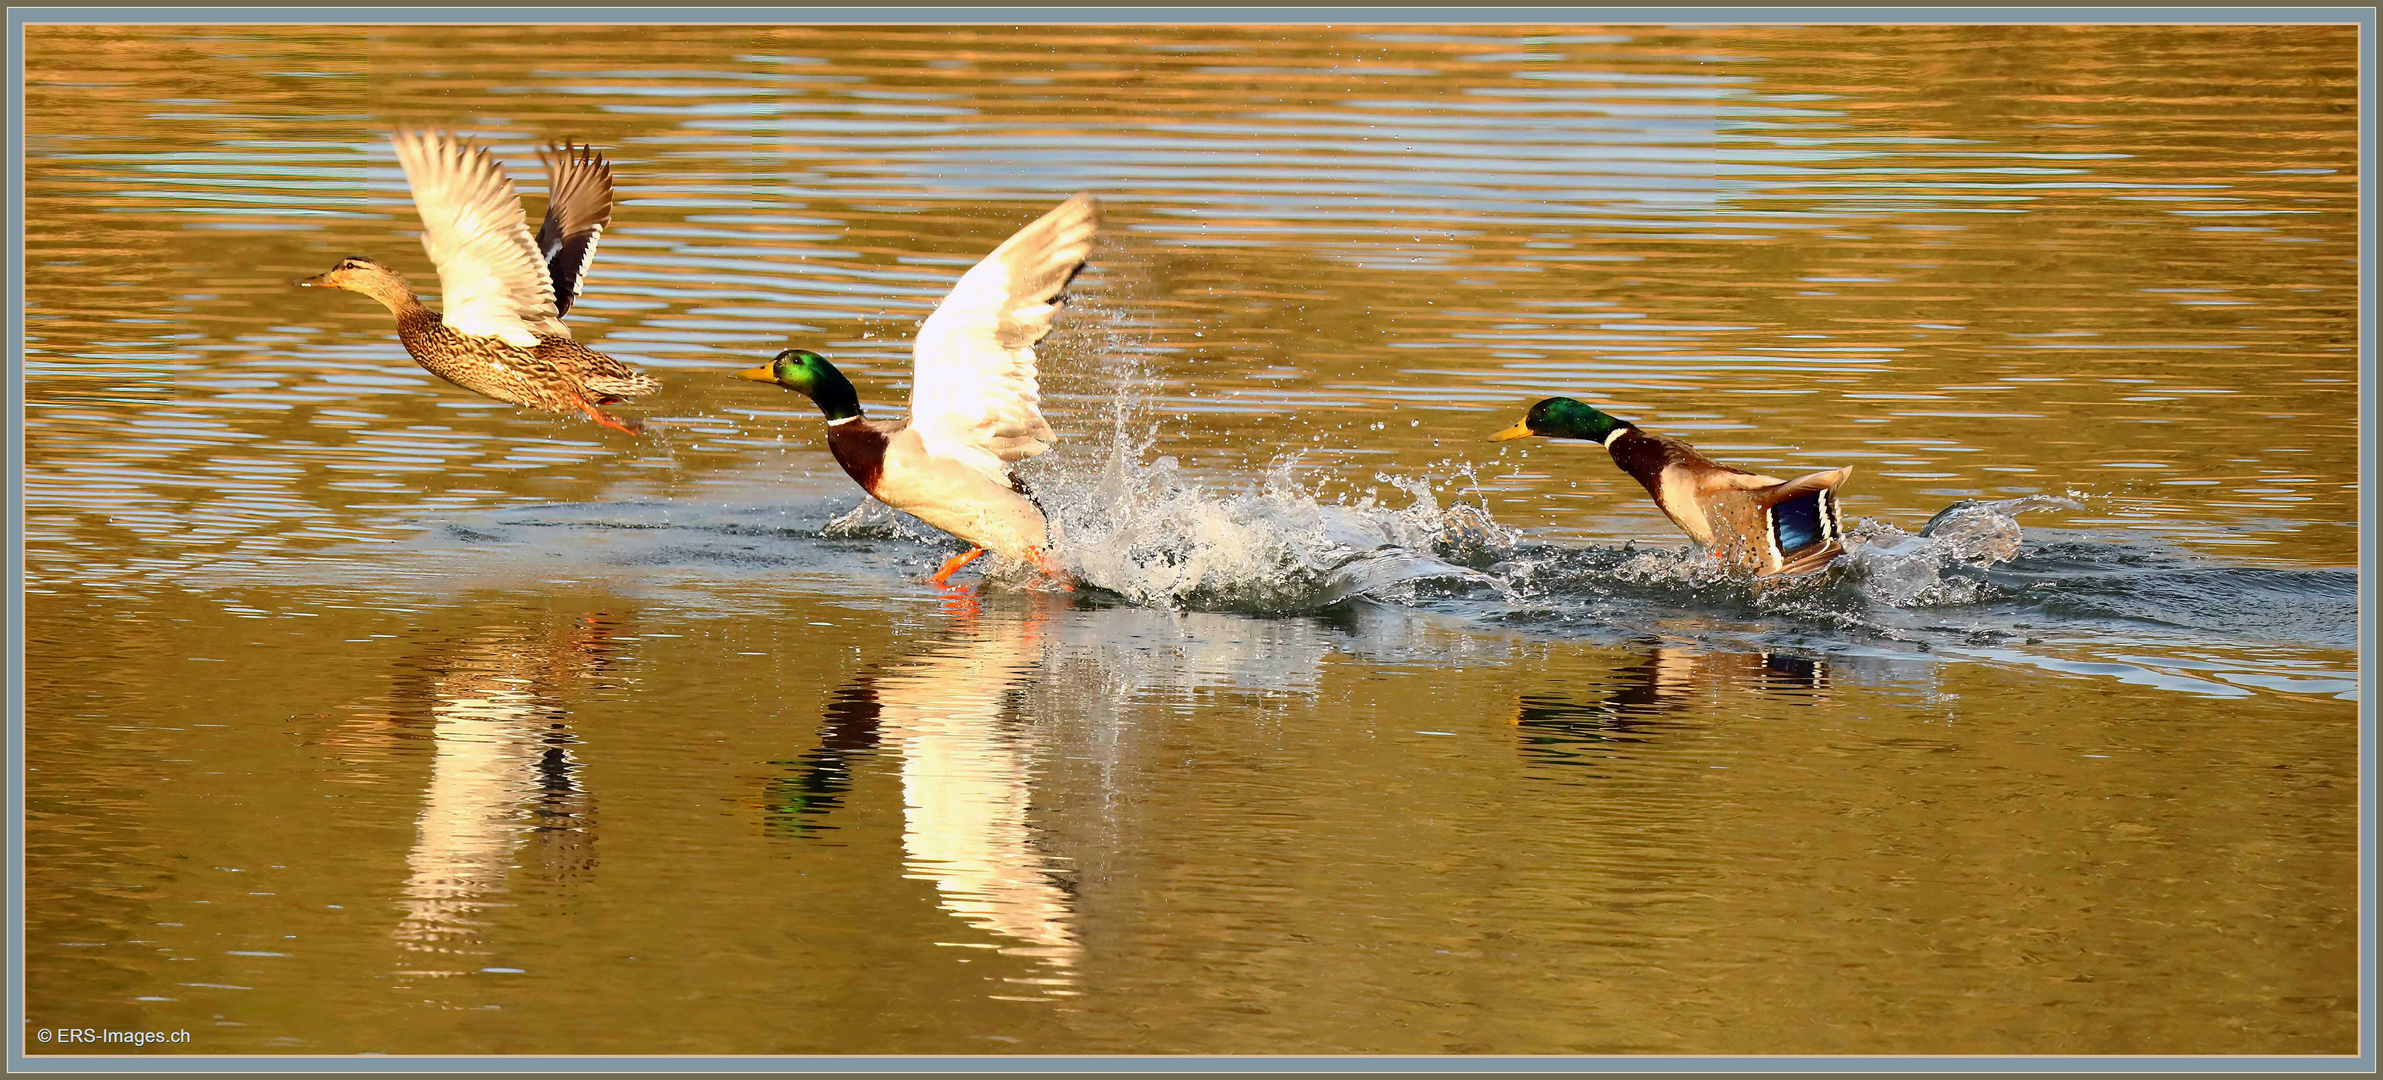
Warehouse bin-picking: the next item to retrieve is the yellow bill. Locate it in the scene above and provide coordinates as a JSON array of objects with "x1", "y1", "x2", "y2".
[
  {"x1": 735, "y1": 363, "x2": 778, "y2": 383},
  {"x1": 1489, "y1": 420, "x2": 1534, "y2": 441}
]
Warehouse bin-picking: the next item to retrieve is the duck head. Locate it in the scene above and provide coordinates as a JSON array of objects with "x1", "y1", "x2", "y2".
[
  {"x1": 297, "y1": 256, "x2": 395, "y2": 289},
  {"x1": 296, "y1": 257, "x2": 416, "y2": 309},
  {"x1": 737, "y1": 349, "x2": 863, "y2": 423},
  {"x1": 1490, "y1": 397, "x2": 1630, "y2": 445}
]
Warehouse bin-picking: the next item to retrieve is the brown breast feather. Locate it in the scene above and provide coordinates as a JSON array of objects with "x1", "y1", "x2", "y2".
[{"x1": 827, "y1": 418, "x2": 898, "y2": 496}]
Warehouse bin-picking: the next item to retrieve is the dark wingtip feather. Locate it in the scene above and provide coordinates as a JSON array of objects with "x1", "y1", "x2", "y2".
[{"x1": 534, "y1": 140, "x2": 615, "y2": 319}]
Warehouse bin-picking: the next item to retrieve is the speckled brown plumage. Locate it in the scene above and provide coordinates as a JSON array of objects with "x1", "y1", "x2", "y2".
[
  {"x1": 298, "y1": 131, "x2": 656, "y2": 435},
  {"x1": 393, "y1": 299, "x2": 654, "y2": 407},
  {"x1": 305, "y1": 257, "x2": 656, "y2": 432}
]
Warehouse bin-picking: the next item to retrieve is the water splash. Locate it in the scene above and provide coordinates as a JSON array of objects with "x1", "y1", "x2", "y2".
[
  {"x1": 1007, "y1": 266, "x2": 1520, "y2": 613},
  {"x1": 1031, "y1": 438, "x2": 1513, "y2": 614},
  {"x1": 820, "y1": 497, "x2": 925, "y2": 542},
  {"x1": 1480, "y1": 494, "x2": 2098, "y2": 645},
  {"x1": 1840, "y1": 494, "x2": 2089, "y2": 607}
]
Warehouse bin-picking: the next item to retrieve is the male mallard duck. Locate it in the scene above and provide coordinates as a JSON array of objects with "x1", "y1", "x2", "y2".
[
  {"x1": 739, "y1": 194, "x2": 1100, "y2": 586},
  {"x1": 1491, "y1": 397, "x2": 1854, "y2": 577},
  {"x1": 298, "y1": 129, "x2": 656, "y2": 435}
]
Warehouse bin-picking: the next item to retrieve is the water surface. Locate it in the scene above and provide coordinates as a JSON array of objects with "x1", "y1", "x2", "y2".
[{"x1": 21, "y1": 22, "x2": 2361, "y2": 1056}]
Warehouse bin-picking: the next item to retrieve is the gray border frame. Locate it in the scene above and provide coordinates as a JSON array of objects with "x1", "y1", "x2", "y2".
[{"x1": 6, "y1": 5, "x2": 2373, "y2": 1074}]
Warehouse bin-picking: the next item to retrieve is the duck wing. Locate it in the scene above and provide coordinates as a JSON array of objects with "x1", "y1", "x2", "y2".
[
  {"x1": 1763, "y1": 468, "x2": 1854, "y2": 576},
  {"x1": 390, "y1": 129, "x2": 567, "y2": 349},
  {"x1": 906, "y1": 194, "x2": 1100, "y2": 487},
  {"x1": 1764, "y1": 466, "x2": 1853, "y2": 500},
  {"x1": 1695, "y1": 467, "x2": 1791, "y2": 497},
  {"x1": 534, "y1": 141, "x2": 614, "y2": 319}
]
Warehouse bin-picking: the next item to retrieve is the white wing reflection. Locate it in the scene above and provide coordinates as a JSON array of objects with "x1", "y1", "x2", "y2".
[
  {"x1": 394, "y1": 675, "x2": 550, "y2": 972},
  {"x1": 389, "y1": 616, "x2": 614, "y2": 976},
  {"x1": 781, "y1": 598, "x2": 1370, "y2": 997},
  {"x1": 870, "y1": 607, "x2": 1081, "y2": 988}
]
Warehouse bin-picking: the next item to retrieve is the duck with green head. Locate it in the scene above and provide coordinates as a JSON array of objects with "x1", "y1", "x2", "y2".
[
  {"x1": 740, "y1": 194, "x2": 1100, "y2": 586},
  {"x1": 1491, "y1": 397, "x2": 1854, "y2": 578}
]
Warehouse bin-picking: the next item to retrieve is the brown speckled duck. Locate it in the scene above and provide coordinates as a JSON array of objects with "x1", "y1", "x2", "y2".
[
  {"x1": 738, "y1": 194, "x2": 1100, "y2": 586},
  {"x1": 298, "y1": 130, "x2": 656, "y2": 435},
  {"x1": 1492, "y1": 397, "x2": 1855, "y2": 578}
]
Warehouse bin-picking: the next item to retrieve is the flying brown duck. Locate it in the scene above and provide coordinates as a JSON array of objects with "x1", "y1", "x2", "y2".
[{"x1": 299, "y1": 129, "x2": 656, "y2": 434}]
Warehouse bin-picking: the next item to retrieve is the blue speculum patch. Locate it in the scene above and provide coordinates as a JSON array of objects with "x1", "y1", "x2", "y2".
[{"x1": 1772, "y1": 492, "x2": 1828, "y2": 555}]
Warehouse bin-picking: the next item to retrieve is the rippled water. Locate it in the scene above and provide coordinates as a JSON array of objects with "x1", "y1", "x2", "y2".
[{"x1": 22, "y1": 22, "x2": 2361, "y2": 1056}]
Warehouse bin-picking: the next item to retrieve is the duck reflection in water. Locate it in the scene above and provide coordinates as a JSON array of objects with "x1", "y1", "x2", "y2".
[
  {"x1": 769, "y1": 596, "x2": 1081, "y2": 986},
  {"x1": 343, "y1": 612, "x2": 625, "y2": 976},
  {"x1": 1517, "y1": 640, "x2": 1827, "y2": 765}
]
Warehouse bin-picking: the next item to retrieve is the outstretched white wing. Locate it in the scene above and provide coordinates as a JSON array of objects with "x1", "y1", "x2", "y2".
[
  {"x1": 907, "y1": 194, "x2": 1100, "y2": 485},
  {"x1": 390, "y1": 129, "x2": 567, "y2": 348}
]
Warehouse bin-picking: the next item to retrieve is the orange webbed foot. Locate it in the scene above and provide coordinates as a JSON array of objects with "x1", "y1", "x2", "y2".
[
  {"x1": 1025, "y1": 546, "x2": 1075, "y2": 591},
  {"x1": 566, "y1": 393, "x2": 645, "y2": 435},
  {"x1": 930, "y1": 547, "x2": 987, "y2": 586}
]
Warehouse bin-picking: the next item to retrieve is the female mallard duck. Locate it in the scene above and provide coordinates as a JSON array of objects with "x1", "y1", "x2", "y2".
[
  {"x1": 1491, "y1": 397, "x2": 1854, "y2": 578},
  {"x1": 297, "y1": 129, "x2": 656, "y2": 435},
  {"x1": 739, "y1": 194, "x2": 1099, "y2": 586}
]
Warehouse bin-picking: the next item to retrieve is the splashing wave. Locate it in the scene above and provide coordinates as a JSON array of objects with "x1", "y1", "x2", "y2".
[{"x1": 1033, "y1": 437, "x2": 1512, "y2": 614}]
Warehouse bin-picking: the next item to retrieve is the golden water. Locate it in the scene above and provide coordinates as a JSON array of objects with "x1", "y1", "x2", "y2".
[{"x1": 22, "y1": 22, "x2": 2361, "y2": 1056}]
